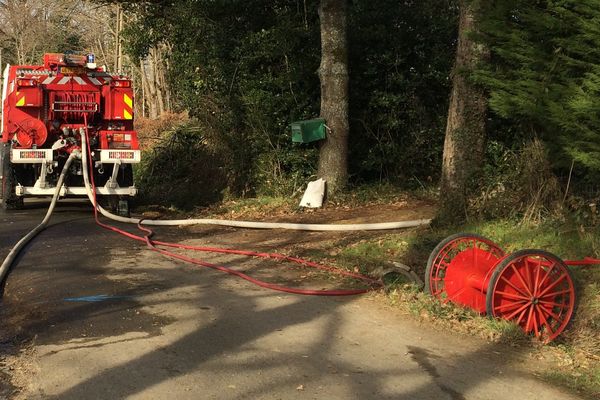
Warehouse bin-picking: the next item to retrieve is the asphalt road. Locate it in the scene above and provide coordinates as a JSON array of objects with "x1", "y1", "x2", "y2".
[{"x1": 0, "y1": 200, "x2": 582, "y2": 399}]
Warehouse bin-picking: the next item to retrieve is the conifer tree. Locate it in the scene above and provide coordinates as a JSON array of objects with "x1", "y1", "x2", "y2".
[{"x1": 475, "y1": 0, "x2": 600, "y2": 170}]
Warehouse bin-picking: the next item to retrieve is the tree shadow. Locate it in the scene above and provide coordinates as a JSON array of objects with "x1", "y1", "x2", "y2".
[
  {"x1": 37, "y1": 269, "x2": 564, "y2": 399},
  {"x1": 1, "y1": 211, "x2": 575, "y2": 399}
]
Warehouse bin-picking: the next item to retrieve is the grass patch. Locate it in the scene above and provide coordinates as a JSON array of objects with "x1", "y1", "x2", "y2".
[
  {"x1": 383, "y1": 285, "x2": 529, "y2": 343},
  {"x1": 328, "y1": 182, "x2": 432, "y2": 206},
  {"x1": 466, "y1": 219, "x2": 600, "y2": 259},
  {"x1": 337, "y1": 235, "x2": 410, "y2": 271},
  {"x1": 542, "y1": 367, "x2": 600, "y2": 399},
  {"x1": 206, "y1": 196, "x2": 298, "y2": 218},
  {"x1": 200, "y1": 182, "x2": 434, "y2": 217}
]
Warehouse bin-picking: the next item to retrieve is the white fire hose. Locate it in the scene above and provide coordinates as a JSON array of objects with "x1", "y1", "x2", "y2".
[
  {"x1": 0, "y1": 152, "x2": 78, "y2": 288},
  {"x1": 0, "y1": 135, "x2": 430, "y2": 292},
  {"x1": 79, "y1": 132, "x2": 431, "y2": 231}
]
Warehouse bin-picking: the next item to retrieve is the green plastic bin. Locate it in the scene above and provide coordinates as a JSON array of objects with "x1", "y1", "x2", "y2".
[{"x1": 291, "y1": 118, "x2": 326, "y2": 143}]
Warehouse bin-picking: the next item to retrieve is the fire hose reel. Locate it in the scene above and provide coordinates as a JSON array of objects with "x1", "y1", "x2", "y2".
[
  {"x1": 14, "y1": 118, "x2": 48, "y2": 148},
  {"x1": 423, "y1": 233, "x2": 597, "y2": 343}
]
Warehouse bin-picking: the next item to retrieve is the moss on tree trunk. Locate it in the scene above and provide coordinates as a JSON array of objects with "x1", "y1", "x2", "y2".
[
  {"x1": 437, "y1": 0, "x2": 488, "y2": 224},
  {"x1": 317, "y1": 0, "x2": 349, "y2": 195}
]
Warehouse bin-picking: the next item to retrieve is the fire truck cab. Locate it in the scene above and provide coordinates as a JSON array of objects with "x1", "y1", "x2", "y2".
[{"x1": 0, "y1": 53, "x2": 140, "y2": 209}]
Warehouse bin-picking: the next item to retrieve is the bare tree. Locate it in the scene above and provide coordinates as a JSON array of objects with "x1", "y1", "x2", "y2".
[
  {"x1": 0, "y1": 0, "x2": 171, "y2": 119},
  {"x1": 73, "y1": 1, "x2": 118, "y2": 68},
  {"x1": 138, "y1": 44, "x2": 171, "y2": 119},
  {"x1": 0, "y1": 0, "x2": 83, "y2": 65}
]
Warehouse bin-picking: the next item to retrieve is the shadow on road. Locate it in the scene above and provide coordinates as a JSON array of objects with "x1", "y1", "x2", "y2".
[{"x1": 0, "y1": 211, "x2": 567, "y2": 399}]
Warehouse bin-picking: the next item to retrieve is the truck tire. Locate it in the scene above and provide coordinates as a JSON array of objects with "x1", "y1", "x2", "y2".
[{"x1": 0, "y1": 144, "x2": 23, "y2": 210}]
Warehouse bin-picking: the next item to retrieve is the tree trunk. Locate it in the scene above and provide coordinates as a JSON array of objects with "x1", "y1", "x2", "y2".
[
  {"x1": 145, "y1": 61, "x2": 158, "y2": 118},
  {"x1": 438, "y1": 0, "x2": 488, "y2": 224},
  {"x1": 317, "y1": 0, "x2": 349, "y2": 195},
  {"x1": 150, "y1": 47, "x2": 165, "y2": 115},
  {"x1": 138, "y1": 45, "x2": 171, "y2": 119},
  {"x1": 140, "y1": 58, "x2": 146, "y2": 118},
  {"x1": 114, "y1": 4, "x2": 123, "y2": 72}
]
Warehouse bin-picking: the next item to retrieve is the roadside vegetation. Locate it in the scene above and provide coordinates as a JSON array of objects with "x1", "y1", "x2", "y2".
[
  {"x1": 1, "y1": 0, "x2": 598, "y2": 397},
  {"x1": 376, "y1": 219, "x2": 600, "y2": 399}
]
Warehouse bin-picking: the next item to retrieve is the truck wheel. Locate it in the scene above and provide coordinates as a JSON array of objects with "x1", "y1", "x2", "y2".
[{"x1": 0, "y1": 145, "x2": 23, "y2": 210}]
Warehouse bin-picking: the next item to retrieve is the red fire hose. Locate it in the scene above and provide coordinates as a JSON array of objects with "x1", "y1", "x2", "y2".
[{"x1": 82, "y1": 124, "x2": 382, "y2": 296}]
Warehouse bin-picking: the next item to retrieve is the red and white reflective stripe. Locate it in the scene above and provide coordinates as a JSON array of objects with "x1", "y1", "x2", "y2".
[
  {"x1": 39, "y1": 75, "x2": 107, "y2": 86},
  {"x1": 16, "y1": 69, "x2": 52, "y2": 76},
  {"x1": 11, "y1": 148, "x2": 53, "y2": 163},
  {"x1": 20, "y1": 150, "x2": 46, "y2": 158},
  {"x1": 110, "y1": 151, "x2": 134, "y2": 159},
  {"x1": 100, "y1": 150, "x2": 140, "y2": 163}
]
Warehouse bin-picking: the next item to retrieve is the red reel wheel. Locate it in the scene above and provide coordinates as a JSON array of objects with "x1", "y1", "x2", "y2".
[
  {"x1": 486, "y1": 250, "x2": 577, "y2": 343},
  {"x1": 425, "y1": 233, "x2": 505, "y2": 311},
  {"x1": 15, "y1": 118, "x2": 48, "y2": 148}
]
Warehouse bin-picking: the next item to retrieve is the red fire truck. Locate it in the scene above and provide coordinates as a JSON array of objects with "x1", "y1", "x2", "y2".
[{"x1": 0, "y1": 53, "x2": 140, "y2": 209}]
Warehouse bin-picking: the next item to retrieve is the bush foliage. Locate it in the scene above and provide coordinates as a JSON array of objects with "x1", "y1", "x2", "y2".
[
  {"x1": 124, "y1": 0, "x2": 600, "y2": 215},
  {"x1": 124, "y1": 0, "x2": 458, "y2": 195},
  {"x1": 135, "y1": 123, "x2": 228, "y2": 209}
]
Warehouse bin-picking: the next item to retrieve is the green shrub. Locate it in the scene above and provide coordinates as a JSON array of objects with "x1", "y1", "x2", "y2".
[{"x1": 134, "y1": 123, "x2": 228, "y2": 210}]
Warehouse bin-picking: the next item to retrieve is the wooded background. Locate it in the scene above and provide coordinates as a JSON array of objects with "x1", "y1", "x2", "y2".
[{"x1": 1, "y1": 0, "x2": 599, "y2": 221}]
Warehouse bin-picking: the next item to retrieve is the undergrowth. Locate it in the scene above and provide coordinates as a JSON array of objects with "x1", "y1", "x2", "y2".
[
  {"x1": 542, "y1": 367, "x2": 600, "y2": 399},
  {"x1": 134, "y1": 122, "x2": 228, "y2": 210}
]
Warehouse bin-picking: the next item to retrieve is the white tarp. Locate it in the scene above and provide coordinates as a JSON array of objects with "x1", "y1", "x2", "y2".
[{"x1": 299, "y1": 178, "x2": 326, "y2": 208}]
